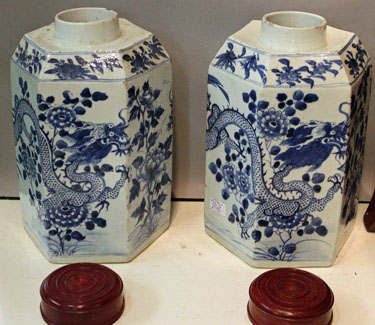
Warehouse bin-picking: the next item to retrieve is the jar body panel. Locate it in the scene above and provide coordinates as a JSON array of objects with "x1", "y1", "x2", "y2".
[
  {"x1": 11, "y1": 25, "x2": 172, "y2": 263},
  {"x1": 205, "y1": 29, "x2": 371, "y2": 267}
]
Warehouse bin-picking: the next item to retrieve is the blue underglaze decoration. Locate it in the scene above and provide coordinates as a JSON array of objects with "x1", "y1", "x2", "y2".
[
  {"x1": 214, "y1": 42, "x2": 267, "y2": 84},
  {"x1": 14, "y1": 41, "x2": 46, "y2": 74},
  {"x1": 13, "y1": 79, "x2": 132, "y2": 256},
  {"x1": 344, "y1": 39, "x2": 369, "y2": 78},
  {"x1": 208, "y1": 74, "x2": 230, "y2": 103},
  {"x1": 206, "y1": 76, "x2": 349, "y2": 261},
  {"x1": 274, "y1": 93, "x2": 348, "y2": 172},
  {"x1": 126, "y1": 80, "x2": 172, "y2": 246},
  {"x1": 45, "y1": 54, "x2": 122, "y2": 80},
  {"x1": 123, "y1": 36, "x2": 168, "y2": 74},
  {"x1": 271, "y1": 58, "x2": 343, "y2": 88},
  {"x1": 341, "y1": 66, "x2": 372, "y2": 224}
]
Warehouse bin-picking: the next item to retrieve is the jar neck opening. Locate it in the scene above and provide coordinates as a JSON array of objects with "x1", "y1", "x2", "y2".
[
  {"x1": 264, "y1": 11, "x2": 326, "y2": 29},
  {"x1": 54, "y1": 8, "x2": 121, "y2": 46},
  {"x1": 259, "y1": 11, "x2": 327, "y2": 52},
  {"x1": 56, "y1": 7, "x2": 117, "y2": 23}
]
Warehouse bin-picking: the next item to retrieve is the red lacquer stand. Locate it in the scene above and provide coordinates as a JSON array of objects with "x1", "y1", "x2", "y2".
[
  {"x1": 248, "y1": 268, "x2": 334, "y2": 325},
  {"x1": 40, "y1": 263, "x2": 125, "y2": 325},
  {"x1": 364, "y1": 189, "x2": 375, "y2": 232}
]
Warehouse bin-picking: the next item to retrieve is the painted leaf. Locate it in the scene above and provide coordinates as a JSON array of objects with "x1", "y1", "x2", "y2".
[
  {"x1": 148, "y1": 132, "x2": 158, "y2": 147},
  {"x1": 129, "y1": 179, "x2": 140, "y2": 203},
  {"x1": 132, "y1": 156, "x2": 144, "y2": 169},
  {"x1": 164, "y1": 135, "x2": 173, "y2": 151},
  {"x1": 279, "y1": 58, "x2": 290, "y2": 66}
]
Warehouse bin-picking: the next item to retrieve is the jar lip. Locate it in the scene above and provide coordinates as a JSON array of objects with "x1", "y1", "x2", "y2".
[
  {"x1": 54, "y1": 7, "x2": 121, "y2": 46},
  {"x1": 55, "y1": 7, "x2": 118, "y2": 25},
  {"x1": 262, "y1": 11, "x2": 326, "y2": 31}
]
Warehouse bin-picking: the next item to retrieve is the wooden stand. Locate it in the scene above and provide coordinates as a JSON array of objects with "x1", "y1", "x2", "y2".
[{"x1": 364, "y1": 190, "x2": 375, "y2": 232}]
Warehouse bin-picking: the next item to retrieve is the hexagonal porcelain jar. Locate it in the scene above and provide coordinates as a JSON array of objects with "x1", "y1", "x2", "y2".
[
  {"x1": 205, "y1": 11, "x2": 371, "y2": 267},
  {"x1": 11, "y1": 8, "x2": 173, "y2": 263}
]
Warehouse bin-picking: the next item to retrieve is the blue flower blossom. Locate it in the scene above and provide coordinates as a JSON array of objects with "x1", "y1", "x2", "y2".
[
  {"x1": 47, "y1": 106, "x2": 76, "y2": 129},
  {"x1": 144, "y1": 36, "x2": 168, "y2": 60},
  {"x1": 271, "y1": 59, "x2": 313, "y2": 88},
  {"x1": 139, "y1": 149, "x2": 167, "y2": 183},
  {"x1": 222, "y1": 164, "x2": 236, "y2": 191},
  {"x1": 45, "y1": 54, "x2": 122, "y2": 80},
  {"x1": 123, "y1": 37, "x2": 167, "y2": 74},
  {"x1": 257, "y1": 107, "x2": 289, "y2": 140},
  {"x1": 46, "y1": 204, "x2": 89, "y2": 228},
  {"x1": 45, "y1": 58, "x2": 97, "y2": 80},
  {"x1": 236, "y1": 170, "x2": 251, "y2": 194},
  {"x1": 17, "y1": 138, "x2": 39, "y2": 181},
  {"x1": 345, "y1": 40, "x2": 368, "y2": 78},
  {"x1": 14, "y1": 41, "x2": 46, "y2": 74},
  {"x1": 15, "y1": 42, "x2": 30, "y2": 68},
  {"x1": 268, "y1": 213, "x2": 305, "y2": 231},
  {"x1": 306, "y1": 59, "x2": 342, "y2": 80}
]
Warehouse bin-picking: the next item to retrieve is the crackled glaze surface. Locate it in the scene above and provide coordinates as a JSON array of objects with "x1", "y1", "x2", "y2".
[
  {"x1": 204, "y1": 13, "x2": 371, "y2": 267},
  {"x1": 11, "y1": 8, "x2": 172, "y2": 263}
]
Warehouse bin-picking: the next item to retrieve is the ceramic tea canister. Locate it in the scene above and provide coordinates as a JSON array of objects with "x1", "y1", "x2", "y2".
[
  {"x1": 11, "y1": 8, "x2": 173, "y2": 263},
  {"x1": 205, "y1": 11, "x2": 371, "y2": 267}
]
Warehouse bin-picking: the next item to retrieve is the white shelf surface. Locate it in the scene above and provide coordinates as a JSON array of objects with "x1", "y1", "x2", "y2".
[{"x1": 0, "y1": 200, "x2": 374, "y2": 324}]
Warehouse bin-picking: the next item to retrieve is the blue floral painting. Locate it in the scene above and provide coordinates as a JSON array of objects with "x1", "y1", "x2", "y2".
[
  {"x1": 123, "y1": 36, "x2": 168, "y2": 74},
  {"x1": 126, "y1": 80, "x2": 172, "y2": 247},
  {"x1": 45, "y1": 54, "x2": 122, "y2": 80},
  {"x1": 341, "y1": 66, "x2": 372, "y2": 224},
  {"x1": 214, "y1": 42, "x2": 267, "y2": 84},
  {"x1": 271, "y1": 58, "x2": 343, "y2": 88},
  {"x1": 14, "y1": 41, "x2": 46, "y2": 74},
  {"x1": 344, "y1": 39, "x2": 369, "y2": 78}
]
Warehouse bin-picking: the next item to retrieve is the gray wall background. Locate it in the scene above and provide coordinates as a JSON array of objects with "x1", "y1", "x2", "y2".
[{"x1": 0, "y1": 0, "x2": 374, "y2": 200}]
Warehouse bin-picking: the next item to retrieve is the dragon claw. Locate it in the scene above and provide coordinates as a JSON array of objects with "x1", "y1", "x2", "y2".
[
  {"x1": 115, "y1": 165, "x2": 129, "y2": 174},
  {"x1": 115, "y1": 165, "x2": 125, "y2": 173},
  {"x1": 328, "y1": 173, "x2": 343, "y2": 191},
  {"x1": 96, "y1": 200, "x2": 109, "y2": 212},
  {"x1": 241, "y1": 229, "x2": 250, "y2": 240},
  {"x1": 115, "y1": 165, "x2": 130, "y2": 181},
  {"x1": 328, "y1": 173, "x2": 342, "y2": 184}
]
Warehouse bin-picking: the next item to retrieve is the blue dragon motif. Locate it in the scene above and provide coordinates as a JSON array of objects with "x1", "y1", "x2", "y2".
[
  {"x1": 206, "y1": 74, "x2": 347, "y2": 261},
  {"x1": 13, "y1": 79, "x2": 132, "y2": 255}
]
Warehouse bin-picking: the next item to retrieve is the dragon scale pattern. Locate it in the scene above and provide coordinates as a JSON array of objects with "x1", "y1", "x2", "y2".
[
  {"x1": 206, "y1": 109, "x2": 326, "y2": 222},
  {"x1": 14, "y1": 99, "x2": 121, "y2": 211}
]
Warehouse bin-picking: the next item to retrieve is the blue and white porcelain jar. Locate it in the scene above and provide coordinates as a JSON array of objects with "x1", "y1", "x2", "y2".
[
  {"x1": 205, "y1": 11, "x2": 371, "y2": 267},
  {"x1": 11, "y1": 8, "x2": 173, "y2": 263}
]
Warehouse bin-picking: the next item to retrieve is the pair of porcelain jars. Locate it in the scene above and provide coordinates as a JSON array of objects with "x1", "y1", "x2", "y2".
[{"x1": 11, "y1": 9, "x2": 371, "y2": 267}]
